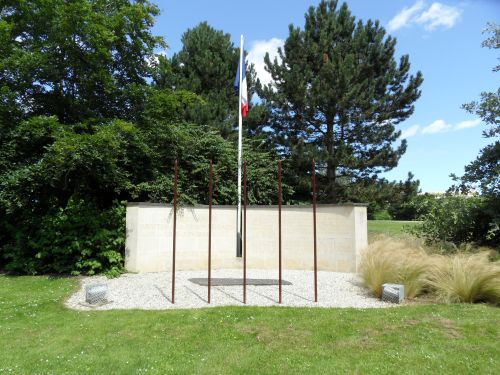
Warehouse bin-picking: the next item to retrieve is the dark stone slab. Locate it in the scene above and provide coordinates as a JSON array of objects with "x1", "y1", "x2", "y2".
[{"x1": 188, "y1": 278, "x2": 292, "y2": 286}]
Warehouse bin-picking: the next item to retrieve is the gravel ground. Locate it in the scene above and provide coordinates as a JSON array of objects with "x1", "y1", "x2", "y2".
[{"x1": 65, "y1": 269, "x2": 394, "y2": 310}]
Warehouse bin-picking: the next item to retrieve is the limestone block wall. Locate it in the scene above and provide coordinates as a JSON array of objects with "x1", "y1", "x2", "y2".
[{"x1": 125, "y1": 203, "x2": 368, "y2": 273}]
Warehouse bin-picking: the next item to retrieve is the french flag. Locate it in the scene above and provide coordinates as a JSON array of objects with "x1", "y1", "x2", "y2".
[{"x1": 234, "y1": 54, "x2": 248, "y2": 118}]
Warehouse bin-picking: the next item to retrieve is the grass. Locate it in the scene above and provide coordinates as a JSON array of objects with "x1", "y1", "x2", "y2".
[
  {"x1": 360, "y1": 236, "x2": 500, "y2": 306},
  {"x1": 1, "y1": 275, "x2": 500, "y2": 374},
  {"x1": 428, "y1": 252, "x2": 500, "y2": 304},
  {"x1": 368, "y1": 220, "x2": 419, "y2": 240},
  {"x1": 359, "y1": 237, "x2": 429, "y2": 298}
]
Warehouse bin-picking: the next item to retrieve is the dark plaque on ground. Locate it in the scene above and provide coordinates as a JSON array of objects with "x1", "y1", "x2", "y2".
[{"x1": 189, "y1": 278, "x2": 292, "y2": 286}]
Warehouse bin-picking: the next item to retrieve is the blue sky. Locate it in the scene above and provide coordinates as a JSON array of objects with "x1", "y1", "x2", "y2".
[{"x1": 151, "y1": 0, "x2": 499, "y2": 193}]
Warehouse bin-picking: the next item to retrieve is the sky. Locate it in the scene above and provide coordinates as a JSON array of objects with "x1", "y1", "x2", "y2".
[{"x1": 150, "y1": 0, "x2": 499, "y2": 193}]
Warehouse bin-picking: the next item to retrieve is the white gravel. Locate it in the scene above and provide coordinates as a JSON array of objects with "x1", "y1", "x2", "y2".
[{"x1": 65, "y1": 269, "x2": 394, "y2": 310}]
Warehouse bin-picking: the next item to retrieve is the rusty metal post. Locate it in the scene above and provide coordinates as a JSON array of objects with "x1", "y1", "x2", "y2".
[
  {"x1": 278, "y1": 160, "x2": 282, "y2": 304},
  {"x1": 243, "y1": 161, "x2": 247, "y2": 304},
  {"x1": 208, "y1": 160, "x2": 213, "y2": 304},
  {"x1": 312, "y1": 159, "x2": 318, "y2": 302},
  {"x1": 172, "y1": 159, "x2": 178, "y2": 304}
]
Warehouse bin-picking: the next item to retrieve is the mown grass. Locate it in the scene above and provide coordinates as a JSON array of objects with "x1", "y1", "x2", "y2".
[
  {"x1": 368, "y1": 220, "x2": 419, "y2": 240},
  {"x1": 1, "y1": 275, "x2": 499, "y2": 374}
]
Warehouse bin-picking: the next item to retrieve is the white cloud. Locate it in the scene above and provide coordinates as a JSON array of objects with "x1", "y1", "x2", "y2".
[
  {"x1": 400, "y1": 124, "x2": 420, "y2": 139},
  {"x1": 247, "y1": 38, "x2": 284, "y2": 87},
  {"x1": 146, "y1": 49, "x2": 167, "y2": 67},
  {"x1": 407, "y1": 118, "x2": 482, "y2": 136},
  {"x1": 455, "y1": 119, "x2": 481, "y2": 130},
  {"x1": 387, "y1": 1, "x2": 461, "y2": 32},
  {"x1": 422, "y1": 119, "x2": 452, "y2": 134},
  {"x1": 387, "y1": 0, "x2": 425, "y2": 32},
  {"x1": 416, "y1": 3, "x2": 462, "y2": 31}
]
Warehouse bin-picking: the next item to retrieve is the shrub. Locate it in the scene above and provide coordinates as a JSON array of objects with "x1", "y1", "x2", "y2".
[
  {"x1": 410, "y1": 196, "x2": 498, "y2": 249},
  {"x1": 1, "y1": 199, "x2": 125, "y2": 276},
  {"x1": 427, "y1": 252, "x2": 500, "y2": 305},
  {"x1": 359, "y1": 236, "x2": 430, "y2": 298},
  {"x1": 372, "y1": 209, "x2": 392, "y2": 221}
]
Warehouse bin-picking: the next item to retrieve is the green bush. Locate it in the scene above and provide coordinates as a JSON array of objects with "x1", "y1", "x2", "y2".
[
  {"x1": 389, "y1": 193, "x2": 437, "y2": 221},
  {"x1": 1, "y1": 199, "x2": 125, "y2": 276},
  {"x1": 372, "y1": 209, "x2": 392, "y2": 220},
  {"x1": 411, "y1": 196, "x2": 499, "y2": 249}
]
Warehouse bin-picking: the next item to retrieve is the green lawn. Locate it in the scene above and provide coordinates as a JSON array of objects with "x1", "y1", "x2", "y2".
[
  {"x1": 368, "y1": 220, "x2": 420, "y2": 238},
  {"x1": 1, "y1": 275, "x2": 499, "y2": 374}
]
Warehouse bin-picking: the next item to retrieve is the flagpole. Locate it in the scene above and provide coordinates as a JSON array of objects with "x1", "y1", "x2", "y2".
[{"x1": 236, "y1": 34, "x2": 244, "y2": 257}]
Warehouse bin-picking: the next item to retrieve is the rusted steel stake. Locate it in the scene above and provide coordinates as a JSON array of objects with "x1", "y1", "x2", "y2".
[
  {"x1": 208, "y1": 160, "x2": 213, "y2": 304},
  {"x1": 243, "y1": 161, "x2": 247, "y2": 304},
  {"x1": 172, "y1": 159, "x2": 178, "y2": 304},
  {"x1": 312, "y1": 159, "x2": 318, "y2": 303},
  {"x1": 278, "y1": 160, "x2": 282, "y2": 304}
]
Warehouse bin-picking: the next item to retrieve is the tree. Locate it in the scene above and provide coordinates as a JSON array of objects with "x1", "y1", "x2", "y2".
[
  {"x1": 457, "y1": 23, "x2": 499, "y2": 196},
  {"x1": 258, "y1": 0, "x2": 423, "y2": 202},
  {"x1": 462, "y1": 23, "x2": 499, "y2": 139},
  {"x1": 448, "y1": 23, "x2": 499, "y2": 246},
  {"x1": 155, "y1": 22, "x2": 264, "y2": 138},
  {"x1": 343, "y1": 172, "x2": 421, "y2": 220},
  {"x1": 0, "y1": 0, "x2": 164, "y2": 126}
]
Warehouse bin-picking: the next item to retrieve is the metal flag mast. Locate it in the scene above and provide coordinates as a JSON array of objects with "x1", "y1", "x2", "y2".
[{"x1": 236, "y1": 34, "x2": 244, "y2": 257}]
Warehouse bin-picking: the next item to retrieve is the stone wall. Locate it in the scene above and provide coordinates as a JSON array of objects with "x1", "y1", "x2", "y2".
[{"x1": 125, "y1": 203, "x2": 367, "y2": 273}]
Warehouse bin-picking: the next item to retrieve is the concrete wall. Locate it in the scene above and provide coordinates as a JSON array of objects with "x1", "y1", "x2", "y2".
[{"x1": 125, "y1": 203, "x2": 368, "y2": 273}]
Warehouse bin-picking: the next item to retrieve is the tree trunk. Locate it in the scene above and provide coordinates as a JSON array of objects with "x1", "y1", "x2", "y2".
[{"x1": 325, "y1": 117, "x2": 337, "y2": 203}]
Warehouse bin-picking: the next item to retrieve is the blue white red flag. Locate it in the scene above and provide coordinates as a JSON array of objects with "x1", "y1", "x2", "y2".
[{"x1": 234, "y1": 55, "x2": 248, "y2": 118}]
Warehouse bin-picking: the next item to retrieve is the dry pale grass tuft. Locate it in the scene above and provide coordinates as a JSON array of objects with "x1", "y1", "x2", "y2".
[
  {"x1": 359, "y1": 236, "x2": 430, "y2": 299},
  {"x1": 427, "y1": 252, "x2": 500, "y2": 305},
  {"x1": 360, "y1": 236, "x2": 500, "y2": 305}
]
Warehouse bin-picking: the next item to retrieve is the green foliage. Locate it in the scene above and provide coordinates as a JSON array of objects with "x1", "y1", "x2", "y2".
[
  {"x1": 0, "y1": 2, "x2": 289, "y2": 276},
  {"x1": 136, "y1": 121, "x2": 289, "y2": 205},
  {"x1": 143, "y1": 88, "x2": 206, "y2": 125},
  {"x1": 411, "y1": 196, "x2": 499, "y2": 248},
  {"x1": 460, "y1": 22, "x2": 499, "y2": 138},
  {"x1": 343, "y1": 173, "x2": 421, "y2": 220},
  {"x1": 443, "y1": 23, "x2": 500, "y2": 250},
  {"x1": 0, "y1": 0, "x2": 164, "y2": 124},
  {"x1": 1, "y1": 199, "x2": 125, "y2": 276},
  {"x1": 0, "y1": 116, "x2": 152, "y2": 214},
  {"x1": 457, "y1": 23, "x2": 499, "y2": 193},
  {"x1": 259, "y1": 0, "x2": 423, "y2": 202},
  {"x1": 1, "y1": 1, "x2": 428, "y2": 275},
  {"x1": 372, "y1": 209, "x2": 392, "y2": 221},
  {"x1": 156, "y1": 22, "x2": 257, "y2": 137},
  {"x1": 0, "y1": 0, "x2": 165, "y2": 276},
  {"x1": 154, "y1": 22, "x2": 269, "y2": 141},
  {"x1": 0, "y1": 114, "x2": 287, "y2": 274},
  {"x1": 455, "y1": 142, "x2": 499, "y2": 197}
]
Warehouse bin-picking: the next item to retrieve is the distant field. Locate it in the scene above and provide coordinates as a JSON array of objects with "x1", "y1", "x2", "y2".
[{"x1": 368, "y1": 220, "x2": 420, "y2": 238}]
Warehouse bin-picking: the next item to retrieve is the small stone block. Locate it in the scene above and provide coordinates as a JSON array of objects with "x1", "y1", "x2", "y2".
[
  {"x1": 85, "y1": 283, "x2": 108, "y2": 305},
  {"x1": 381, "y1": 283, "x2": 404, "y2": 303}
]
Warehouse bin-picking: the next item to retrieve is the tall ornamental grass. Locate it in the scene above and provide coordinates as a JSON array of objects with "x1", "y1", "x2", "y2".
[
  {"x1": 359, "y1": 237, "x2": 429, "y2": 299},
  {"x1": 360, "y1": 236, "x2": 500, "y2": 305},
  {"x1": 427, "y1": 252, "x2": 500, "y2": 304}
]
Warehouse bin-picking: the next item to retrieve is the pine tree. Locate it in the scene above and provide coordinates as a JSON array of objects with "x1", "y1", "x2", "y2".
[
  {"x1": 259, "y1": 0, "x2": 423, "y2": 202},
  {"x1": 155, "y1": 22, "x2": 261, "y2": 138}
]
